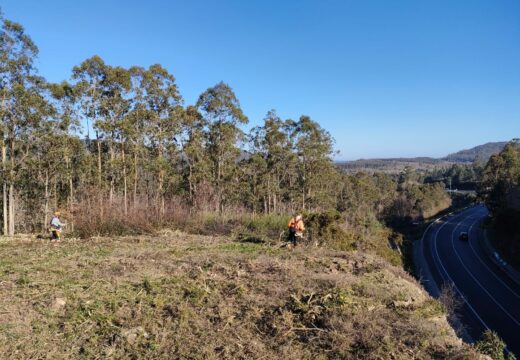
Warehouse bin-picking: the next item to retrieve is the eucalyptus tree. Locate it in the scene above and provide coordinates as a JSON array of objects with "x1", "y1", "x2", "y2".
[
  {"x1": 73, "y1": 59, "x2": 135, "y2": 213},
  {"x1": 248, "y1": 110, "x2": 296, "y2": 213},
  {"x1": 125, "y1": 66, "x2": 148, "y2": 208},
  {"x1": 47, "y1": 81, "x2": 83, "y2": 228},
  {"x1": 72, "y1": 55, "x2": 108, "y2": 211},
  {"x1": 137, "y1": 64, "x2": 183, "y2": 217},
  {"x1": 180, "y1": 105, "x2": 210, "y2": 209},
  {"x1": 238, "y1": 151, "x2": 267, "y2": 213},
  {"x1": 196, "y1": 82, "x2": 247, "y2": 212},
  {"x1": 0, "y1": 14, "x2": 52, "y2": 235},
  {"x1": 291, "y1": 115, "x2": 336, "y2": 211},
  {"x1": 95, "y1": 65, "x2": 131, "y2": 210}
]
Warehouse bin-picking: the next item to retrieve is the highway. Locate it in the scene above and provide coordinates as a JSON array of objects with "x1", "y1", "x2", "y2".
[{"x1": 422, "y1": 205, "x2": 520, "y2": 356}]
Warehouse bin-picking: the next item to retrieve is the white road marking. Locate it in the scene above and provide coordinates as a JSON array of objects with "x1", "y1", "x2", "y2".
[
  {"x1": 430, "y1": 210, "x2": 491, "y2": 331},
  {"x1": 449, "y1": 212, "x2": 520, "y2": 327},
  {"x1": 466, "y1": 218, "x2": 520, "y2": 299}
]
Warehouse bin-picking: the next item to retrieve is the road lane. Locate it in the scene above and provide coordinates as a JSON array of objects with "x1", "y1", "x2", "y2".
[
  {"x1": 451, "y1": 211, "x2": 520, "y2": 318},
  {"x1": 422, "y1": 205, "x2": 520, "y2": 356}
]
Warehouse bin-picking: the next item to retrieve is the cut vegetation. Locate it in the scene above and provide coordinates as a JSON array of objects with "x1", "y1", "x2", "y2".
[{"x1": 0, "y1": 233, "x2": 484, "y2": 359}]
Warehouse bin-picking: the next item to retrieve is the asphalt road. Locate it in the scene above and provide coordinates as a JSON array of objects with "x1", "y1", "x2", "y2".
[{"x1": 422, "y1": 205, "x2": 520, "y2": 356}]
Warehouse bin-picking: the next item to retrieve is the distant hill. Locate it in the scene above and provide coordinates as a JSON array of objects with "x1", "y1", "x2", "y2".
[
  {"x1": 442, "y1": 141, "x2": 507, "y2": 163},
  {"x1": 337, "y1": 157, "x2": 446, "y2": 173},
  {"x1": 338, "y1": 141, "x2": 508, "y2": 173}
]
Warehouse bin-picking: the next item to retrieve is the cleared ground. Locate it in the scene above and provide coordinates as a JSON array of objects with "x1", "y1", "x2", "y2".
[{"x1": 0, "y1": 231, "x2": 482, "y2": 359}]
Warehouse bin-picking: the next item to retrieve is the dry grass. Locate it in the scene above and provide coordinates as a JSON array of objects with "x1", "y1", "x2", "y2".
[{"x1": 0, "y1": 233, "x2": 483, "y2": 359}]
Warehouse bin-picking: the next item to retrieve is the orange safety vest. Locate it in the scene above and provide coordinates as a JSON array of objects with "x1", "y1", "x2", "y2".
[{"x1": 288, "y1": 218, "x2": 305, "y2": 233}]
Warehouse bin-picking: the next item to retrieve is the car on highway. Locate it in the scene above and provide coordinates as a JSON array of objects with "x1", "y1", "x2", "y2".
[{"x1": 459, "y1": 232, "x2": 469, "y2": 241}]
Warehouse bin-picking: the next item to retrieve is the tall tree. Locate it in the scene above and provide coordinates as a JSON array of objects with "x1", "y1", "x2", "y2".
[
  {"x1": 138, "y1": 64, "x2": 183, "y2": 217},
  {"x1": 47, "y1": 81, "x2": 82, "y2": 230},
  {"x1": 95, "y1": 65, "x2": 131, "y2": 210},
  {"x1": 291, "y1": 115, "x2": 336, "y2": 211},
  {"x1": 180, "y1": 105, "x2": 210, "y2": 210},
  {"x1": 196, "y1": 82, "x2": 247, "y2": 212},
  {"x1": 249, "y1": 110, "x2": 295, "y2": 213},
  {"x1": 0, "y1": 14, "x2": 50, "y2": 235},
  {"x1": 72, "y1": 55, "x2": 108, "y2": 212}
]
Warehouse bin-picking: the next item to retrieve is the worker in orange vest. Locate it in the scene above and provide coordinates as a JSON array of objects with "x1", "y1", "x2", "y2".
[{"x1": 287, "y1": 214, "x2": 305, "y2": 248}]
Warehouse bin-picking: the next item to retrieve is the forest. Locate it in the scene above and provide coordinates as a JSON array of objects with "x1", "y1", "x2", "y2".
[
  {"x1": 0, "y1": 13, "x2": 454, "y2": 261},
  {"x1": 0, "y1": 14, "x2": 339, "y2": 232}
]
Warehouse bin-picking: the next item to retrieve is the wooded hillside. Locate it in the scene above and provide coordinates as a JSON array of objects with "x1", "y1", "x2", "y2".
[
  {"x1": 1, "y1": 16, "x2": 341, "y2": 234},
  {"x1": 480, "y1": 140, "x2": 520, "y2": 268},
  {"x1": 1, "y1": 14, "x2": 452, "y2": 241}
]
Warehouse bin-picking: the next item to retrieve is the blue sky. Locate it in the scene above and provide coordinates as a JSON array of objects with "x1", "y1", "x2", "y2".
[{"x1": 2, "y1": 0, "x2": 519, "y2": 160}]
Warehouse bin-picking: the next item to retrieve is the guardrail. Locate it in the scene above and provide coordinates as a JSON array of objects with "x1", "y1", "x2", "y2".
[{"x1": 479, "y1": 228, "x2": 520, "y2": 287}]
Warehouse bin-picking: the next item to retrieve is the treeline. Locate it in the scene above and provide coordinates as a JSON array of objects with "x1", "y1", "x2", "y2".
[
  {"x1": 1, "y1": 14, "x2": 452, "y2": 244},
  {"x1": 1, "y1": 15, "x2": 341, "y2": 235},
  {"x1": 480, "y1": 140, "x2": 520, "y2": 267},
  {"x1": 337, "y1": 158, "x2": 446, "y2": 174},
  {"x1": 425, "y1": 163, "x2": 483, "y2": 191}
]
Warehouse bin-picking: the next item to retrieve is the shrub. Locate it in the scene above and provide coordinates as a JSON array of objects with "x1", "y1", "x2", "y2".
[
  {"x1": 476, "y1": 330, "x2": 515, "y2": 360},
  {"x1": 303, "y1": 210, "x2": 353, "y2": 248}
]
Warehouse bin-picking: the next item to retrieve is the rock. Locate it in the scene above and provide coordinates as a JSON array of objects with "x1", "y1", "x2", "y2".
[
  {"x1": 52, "y1": 297, "x2": 66, "y2": 310},
  {"x1": 392, "y1": 299, "x2": 414, "y2": 308},
  {"x1": 121, "y1": 326, "x2": 149, "y2": 344}
]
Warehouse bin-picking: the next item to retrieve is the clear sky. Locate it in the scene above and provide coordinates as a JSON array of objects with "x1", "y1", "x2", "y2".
[{"x1": 2, "y1": 0, "x2": 519, "y2": 160}]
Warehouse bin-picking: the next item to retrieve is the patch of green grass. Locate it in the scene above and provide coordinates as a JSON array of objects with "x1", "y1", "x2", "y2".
[
  {"x1": 184, "y1": 245, "x2": 206, "y2": 252},
  {"x1": 216, "y1": 242, "x2": 280, "y2": 256},
  {"x1": 15, "y1": 272, "x2": 30, "y2": 287},
  {"x1": 414, "y1": 298, "x2": 445, "y2": 318},
  {"x1": 94, "y1": 248, "x2": 113, "y2": 257},
  {"x1": 217, "y1": 242, "x2": 263, "y2": 253},
  {"x1": 182, "y1": 282, "x2": 210, "y2": 304}
]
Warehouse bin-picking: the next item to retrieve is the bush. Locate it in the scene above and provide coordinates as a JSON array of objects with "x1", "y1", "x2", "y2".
[
  {"x1": 476, "y1": 330, "x2": 515, "y2": 360},
  {"x1": 304, "y1": 210, "x2": 355, "y2": 249},
  {"x1": 71, "y1": 200, "x2": 404, "y2": 269},
  {"x1": 237, "y1": 214, "x2": 288, "y2": 243},
  {"x1": 302, "y1": 210, "x2": 403, "y2": 266}
]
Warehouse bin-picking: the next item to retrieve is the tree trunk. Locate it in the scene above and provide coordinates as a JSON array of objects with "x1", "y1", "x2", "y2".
[
  {"x1": 133, "y1": 149, "x2": 138, "y2": 208},
  {"x1": 54, "y1": 178, "x2": 58, "y2": 211},
  {"x1": 109, "y1": 141, "x2": 114, "y2": 206},
  {"x1": 44, "y1": 170, "x2": 49, "y2": 232},
  {"x1": 274, "y1": 173, "x2": 279, "y2": 214},
  {"x1": 188, "y1": 162, "x2": 194, "y2": 209},
  {"x1": 97, "y1": 134, "x2": 103, "y2": 216},
  {"x1": 8, "y1": 183, "x2": 14, "y2": 236},
  {"x1": 216, "y1": 156, "x2": 222, "y2": 213},
  {"x1": 302, "y1": 160, "x2": 306, "y2": 210},
  {"x1": 65, "y1": 155, "x2": 74, "y2": 233},
  {"x1": 122, "y1": 145, "x2": 128, "y2": 216},
  {"x1": 8, "y1": 140, "x2": 15, "y2": 236},
  {"x1": 2, "y1": 182, "x2": 7, "y2": 236},
  {"x1": 158, "y1": 127, "x2": 164, "y2": 218},
  {"x1": 2, "y1": 144, "x2": 7, "y2": 236},
  {"x1": 267, "y1": 177, "x2": 271, "y2": 214},
  {"x1": 69, "y1": 177, "x2": 74, "y2": 232},
  {"x1": 158, "y1": 169, "x2": 164, "y2": 217}
]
